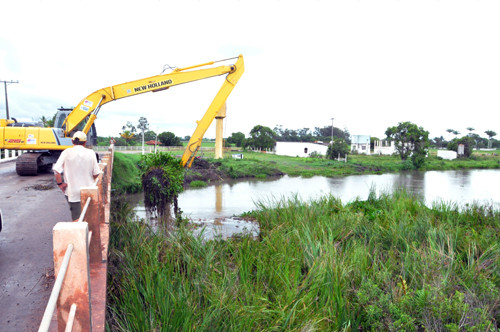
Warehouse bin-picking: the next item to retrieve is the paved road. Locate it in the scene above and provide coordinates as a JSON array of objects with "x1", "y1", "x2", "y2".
[{"x1": 0, "y1": 161, "x2": 71, "y2": 331}]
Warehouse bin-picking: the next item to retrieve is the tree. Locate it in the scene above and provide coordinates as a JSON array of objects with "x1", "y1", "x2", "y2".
[
  {"x1": 273, "y1": 125, "x2": 315, "y2": 142},
  {"x1": 245, "y1": 125, "x2": 276, "y2": 150},
  {"x1": 446, "y1": 129, "x2": 460, "y2": 143},
  {"x1": 122, "y1": 121, "x2": 137, "y2": 134},
  {"x1": 326, "y1": 138, "x2": 350, "y2": 159},
  {"x1": 120, "y1": 130, "x2": 136, "y2": 145},
  {"x1": 484, "y1": 130, "x2": 497, "y2": 149},
  {"x1": 227, "y1": 132, "x2": 246, "y2": 147},
  {"x1": 385, "y1": 121, "x2": 429, "y2": 168},
  {"x1": 113, "y1": 136, "x2": 128, "y2": 146},
  {"x1": 120, "y1": 121, "x2": 138, "y2": 145},
  {"x1": 431, "y1": 136, "x2": 447, "y2": 149},
  {"x1": 143, "y1": 130, "x2": 157, "y2": 142},
  {"x1": 39, "y1": 113, "x2": 57, "y2": 127},
  {"x1": 314, "y1": 125, "x2": 350, "y2": 143},
  {"x1": 158, "y1": 131, "x2": 181, "y2": 146},
  {"x1": 137, "y1": 117, "x2": 149, "y2": 136},
  {"x1": 447, "y1": 136, "x2": 475, "y2": 158}
]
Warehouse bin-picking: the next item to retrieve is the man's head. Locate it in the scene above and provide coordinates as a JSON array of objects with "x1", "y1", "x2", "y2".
[{"x1": 72, "y1": 131, "x2": 87, "y2": 145}]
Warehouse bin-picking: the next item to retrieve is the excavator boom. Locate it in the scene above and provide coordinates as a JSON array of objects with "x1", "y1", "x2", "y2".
[
  {"x1": 0, "y1": 55, "x2": 244, "y2": 174},
  {"x1": 64, "y1": 56, "x2": 242, "y2": 136}
]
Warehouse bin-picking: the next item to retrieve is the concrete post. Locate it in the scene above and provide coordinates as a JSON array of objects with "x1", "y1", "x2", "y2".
[
  {"x1": 215, "y1": 103, "x2": 226, "y2": 159},
  {"x1": 96, "y1": 167, "x2": 106, "y2": 224},
  {"x1": 99, "y1": 163, "x2": 108, "y2": 205},
  {"x1": 53, "y1": 222, "x2": 92, "y2": 332},
  {"x1": 80, "y1": 187, "x2": 102, "y2": 263}
]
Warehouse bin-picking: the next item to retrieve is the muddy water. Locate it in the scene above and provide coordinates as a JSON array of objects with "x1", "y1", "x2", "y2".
[{"x1": 129, "y1": 169, "x2": 500, "y2": 238}]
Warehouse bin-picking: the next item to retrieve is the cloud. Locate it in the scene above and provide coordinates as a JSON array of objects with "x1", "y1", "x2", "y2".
[{"x1": 1, "y1": 0, "x2": 499, "y2": 141}]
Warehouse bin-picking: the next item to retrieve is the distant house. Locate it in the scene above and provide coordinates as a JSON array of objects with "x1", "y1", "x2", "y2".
[
  {"x1": 437, "y1": 150, "x2": 457, "y2": 160},
  {"x1": 275, "y1": 142, "x2": 328, "y2": 157},
  {"x1": 351, "y1": 135, "x2": 371, "y2": 155},
  {"x1": 373, "y1": 139, "x2": 396, "y2": 155},
  {"x1": 145, "y1": 140, "x2": 161, "y2": 145}
]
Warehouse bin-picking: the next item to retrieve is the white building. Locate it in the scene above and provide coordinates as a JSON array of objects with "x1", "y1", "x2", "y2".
[
  {"x1": 437, "y1": 150, "x2": 457, "y2": 160},
  {"x1": 275, "y1": 142, "x2": 328, "y2": 157},
  {"x1": 373, "y1": 139, "x2": 396, "y2": 155},
  {"x1": 351, "y1": 135, "x2": 371, "y2": 155}
]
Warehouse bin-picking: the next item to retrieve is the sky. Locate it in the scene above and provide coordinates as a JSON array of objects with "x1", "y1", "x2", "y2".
[{"x1": 1, "y1": 0, "x2": 499, "y2": 141}]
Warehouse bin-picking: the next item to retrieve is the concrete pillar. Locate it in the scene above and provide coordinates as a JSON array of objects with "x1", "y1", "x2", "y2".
[
  {"x1": 99, "y1": 163, "x2": 108, "y2": 205},
  {"x1": 215, "y1": 184, "x2": 222, "y2": 213},
  {"x1": 215, "y1": 103, "x2": 226, "y2": 159},
  {"x1": 80, "y1": 186, "x2": 102, "y2": 263},
  {"x1": 53, "y1": 222, "x2": 92, "y2": 331}
]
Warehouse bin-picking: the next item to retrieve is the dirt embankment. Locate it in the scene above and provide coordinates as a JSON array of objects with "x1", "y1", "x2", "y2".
[
  {"x1": 183, "y1": 158, "x2": 225, "y2": 185},
  {"x1": 183, "y1": 158, "x2": 285, "y2": 187}
]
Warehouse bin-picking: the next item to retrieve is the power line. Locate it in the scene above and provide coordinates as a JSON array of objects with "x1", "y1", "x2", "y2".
[{"x1": 1, "y1": 80, "x2": 19, "y2": 119}]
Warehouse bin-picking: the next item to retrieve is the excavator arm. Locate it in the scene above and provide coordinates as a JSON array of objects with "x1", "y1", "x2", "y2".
[
  {"x1": 63, "y1": 55, "x2": 244, "y2": 146},
  {"x1": 180, "y1": 55, "x2": 244, "y2": 167}
]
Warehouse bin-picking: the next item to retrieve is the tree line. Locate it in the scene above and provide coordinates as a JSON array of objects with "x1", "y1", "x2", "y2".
[{"x1": 39, "y1": 113, "x2": 499, "y2": 169}]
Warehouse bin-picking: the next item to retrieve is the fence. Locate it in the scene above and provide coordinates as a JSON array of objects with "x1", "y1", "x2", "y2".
[
  {"x1": 0, "y1": 149, "x2": 23, "y2": 163},
  {"x1": 38, "y1": 146, "x2": 114, "y2": 332},
  {"x1": 93, "y1": 145, "x2": 184, "y2": 153},
  {"x1": 93, "y1": 145, "x2": 235, "y2": 154}
]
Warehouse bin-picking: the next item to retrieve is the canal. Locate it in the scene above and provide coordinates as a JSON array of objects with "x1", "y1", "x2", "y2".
[{"x1": 129, "y1": 169, "x2": 500, "y2": 238}]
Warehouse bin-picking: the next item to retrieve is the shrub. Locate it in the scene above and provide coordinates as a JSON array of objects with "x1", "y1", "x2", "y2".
[{"x1": 189, "y1": 180, "x2": 208, "y2": 188}]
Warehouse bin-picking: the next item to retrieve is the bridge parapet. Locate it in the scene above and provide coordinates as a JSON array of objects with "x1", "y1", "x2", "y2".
[{"x1": 39, "y1": 145, "x2": 114, "y2": 332}]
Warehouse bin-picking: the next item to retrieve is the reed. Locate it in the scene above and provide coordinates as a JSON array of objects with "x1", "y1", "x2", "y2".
[{"x1": 107, "y1": 190, "x2": 499, "y2": 331}]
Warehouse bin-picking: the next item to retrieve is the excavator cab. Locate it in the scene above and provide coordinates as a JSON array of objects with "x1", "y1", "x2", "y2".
[
  {"x1": 14, "y1": 107, "x2": 98, "y2": 175},
  {"x1": 54, "y1": 107, "x2": 98, "y2": 147}
]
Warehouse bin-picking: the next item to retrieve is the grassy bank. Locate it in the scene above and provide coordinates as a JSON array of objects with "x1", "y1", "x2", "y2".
[
  {"x1": 241, "y1": 151, "x2": 500, "y2": 177},
  {"x1": 111, "y1": 153, "x2": 142, "y2": 193},
  {"x1": 106, "y1": 191, "x2": 499, "y2": 331},
  {"x1": 111, "y1": 150, "x2": 500, "y2": 193}
]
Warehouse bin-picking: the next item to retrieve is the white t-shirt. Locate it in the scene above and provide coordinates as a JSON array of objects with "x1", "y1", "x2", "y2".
[{"x1": 53, "y1": 145, "x2": 102, "y2": 202}]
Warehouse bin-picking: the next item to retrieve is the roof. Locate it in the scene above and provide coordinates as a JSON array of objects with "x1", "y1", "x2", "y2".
[{"x1": 351, "y1": 135, "x2": 370, "y2": 144}]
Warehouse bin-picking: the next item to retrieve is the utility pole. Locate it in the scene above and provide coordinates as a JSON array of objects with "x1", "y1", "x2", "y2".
[
  {"x1": 331, "y1": 117, "x2": 334, "y2": 144},
  {"x1": 1, "y1": 80, "x2": 19, "y2": 119},
  {"x1": 154, "y1": 128, "x2": 157, "y2": 153}
]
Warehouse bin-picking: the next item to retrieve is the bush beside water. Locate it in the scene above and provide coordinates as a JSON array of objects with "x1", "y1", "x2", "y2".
[{"x1": 107, "y1": 191, "x2": 499, "y2": 331}]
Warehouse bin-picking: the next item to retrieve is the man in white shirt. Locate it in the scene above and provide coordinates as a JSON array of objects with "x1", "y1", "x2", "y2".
[{"x1": 53, "y1": 131, "x2": 101, "y2": 221}]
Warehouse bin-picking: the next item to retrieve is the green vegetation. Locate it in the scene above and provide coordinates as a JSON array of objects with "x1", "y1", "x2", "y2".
[
  {"x1": 107, "y1": 191, "x2": 499, "y2": 330},
  {"x1": 111, "y1": 150, "x2": 500, "y2": 194},
  {"x1": 189, "y1": 180, "x2": 208, "y2": 188},
  {"x1": 326, "y1": 138, "x2": 350, "y2": 159},
  {"x1": 217, "y1": 157, "x2": 283, "y2": 179},
  {"x1": 111, "y1": 152, "x2": 142, "y2": 193},
  {"x1": 138, "y1": 152, "x2": 184, "y2": 222},
  {"x1": 233, "y1": 151, "x2": 500, "y2": 177},
  {"x1": 385, "y1": 121, "x2": 430, "y2": 168}
]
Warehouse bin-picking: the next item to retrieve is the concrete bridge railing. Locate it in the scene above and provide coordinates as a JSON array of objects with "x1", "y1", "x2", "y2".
[{"x1": 38, "y1": 145, "x2": 114, "y2": 332}]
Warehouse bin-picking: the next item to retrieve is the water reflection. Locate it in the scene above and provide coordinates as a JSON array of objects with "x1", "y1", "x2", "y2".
[{"x1": 130, "y1": 169, "x2": 500, "y2": 230}]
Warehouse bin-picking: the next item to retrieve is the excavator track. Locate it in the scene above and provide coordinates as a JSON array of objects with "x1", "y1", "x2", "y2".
[{"x1": 16, "y1": 152, "x2": 43, "y2": 176}]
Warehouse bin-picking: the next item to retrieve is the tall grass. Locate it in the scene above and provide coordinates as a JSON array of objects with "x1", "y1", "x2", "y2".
[
  {"x1": 107, "y1": 191, "x2": 499, "y2": 331},
  {"x1": 111, "y1": 152, "x2": 142, "y2": 193}
]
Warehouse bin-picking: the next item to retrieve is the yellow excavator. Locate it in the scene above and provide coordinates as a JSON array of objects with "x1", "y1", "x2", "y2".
[{"x1": 0, "y1": 55, "x2": 244, "y2": 175}]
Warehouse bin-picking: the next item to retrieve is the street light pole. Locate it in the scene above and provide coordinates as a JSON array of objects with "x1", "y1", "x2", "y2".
[
  {"x1": 331, "y1": 117, "x2": 334, "y2": 143},
  {"x1": 1, "y1": 80, "x2": 19, "y2": 119},
  {"x1": 155, "y1": 128, "x2": 158, "y2": 153}
]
